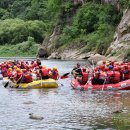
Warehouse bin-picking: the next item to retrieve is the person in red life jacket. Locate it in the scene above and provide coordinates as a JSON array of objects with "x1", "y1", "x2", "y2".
[
  {"x1": 77, "y1": 67, "x2": 89, "y2": 84},
  {"x1": 106, "y1": 65, "x2": 118, "y2": 84},
  {"x1": 7, "y1": 68, "x2": 13, "y2": 79},
  {"x1": 39, "y1": 66, "x2": 49, "y2": 79},
  {"x1": 21, "y1": 61, "x2": 25, "y2": 69},
  {"x1": 99, "y1": 65, "x2": 105, "y2": 71},
  {"x1": 1, "y1": 64, "x2": 8, "y2": 77},
  {"x1": 112, "y1": 67, "x2": 121, "y2": 83},
  {"x1": 30, "y1": 65, "x2": 35, "y2": 72},
  {"x1": 48, "y1": 68, "x2": 53, "y2": 79},
  {"x1": 21, "y1": 69, "x2": 33, "y2": 83},
  {"x1": 12, "y1": 68, "x2": 23, "y2": 83},
  {"x1": 33, "y1": 62, "x2": 38, "y2": 68},
  {"x1": 17, "y1": 64, "x2": 21, "y2": 69},
  {"x1": 7, "y1": 63, "x2": 11, "y2": 69},
  {"x1": 51, "y1": 67, "x2": 59, "y2": 80},
  {"x1": 121, "y1": 65, "x2": 129, "y2": 80}
]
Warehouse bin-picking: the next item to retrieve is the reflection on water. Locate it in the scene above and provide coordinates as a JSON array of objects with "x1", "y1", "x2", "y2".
[{"x1": 0, "y1": 59, "x2": 130, "y2": 130}]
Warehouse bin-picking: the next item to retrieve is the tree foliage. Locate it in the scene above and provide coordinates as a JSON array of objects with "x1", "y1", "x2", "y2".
[
  {"x1": 0, "y1": 0, "x2": 124, "y2": 55},
  {"x1": 0, "y1": 19, "x2": 46, "y2": 44},
  {"x1": 58, "y1": 3, "x2": 121, "y2": 54}
]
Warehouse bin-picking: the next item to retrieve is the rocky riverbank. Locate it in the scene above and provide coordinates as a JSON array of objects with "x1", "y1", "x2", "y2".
[{"x1": 37, "y1": 7, "x2": 130, "y2": 63}]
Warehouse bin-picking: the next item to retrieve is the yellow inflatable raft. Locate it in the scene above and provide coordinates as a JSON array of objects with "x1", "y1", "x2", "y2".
[{"x1": 12, "y1": 79, "x2": 58, "y2": 89}]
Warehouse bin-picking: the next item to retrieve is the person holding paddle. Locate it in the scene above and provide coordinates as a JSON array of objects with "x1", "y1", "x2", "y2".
[
  {"x1": 71, "y1": 63, "x2": 82, "y2": 78},
  {"x1": 11, "y1": 68, "x2": 23, "y2": 84}
]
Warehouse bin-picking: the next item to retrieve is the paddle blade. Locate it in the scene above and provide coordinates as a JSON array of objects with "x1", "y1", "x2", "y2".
[
  {"x1": 60, "y1": 75, "x2": 69, "y2": 79},
  {"x1": 60, "y1": 73, "x2": 70, "y2": 79},
  {"x1": 4, "y1": 81, "x2": 9, "y2": 88}
]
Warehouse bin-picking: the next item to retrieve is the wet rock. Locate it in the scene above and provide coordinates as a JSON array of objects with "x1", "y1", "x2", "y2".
[
  {"x1": 78, "y1": 52, "x2": 95, "y2": 60},
  {"x1": 88, "y1": 54, "x2": 106, "y2": 65},
  {"x1": 23, "y1": 101, "x2": 36, "y2": 105},
  {"x1": 29, "y1": 113, "x2": 44, "y2": 120},
  {"x1": 37, "y1": 47, "x2": 48, "y2": 58},
  {"x1": 96, "y1": 60, "x2": 104, "y2": 66},
  {"x1": 113, "y1": 110, "x2": 123, "y2": 114},
  {"x1": 48, "y1": 52, "x2": 61, "y2": 59}
]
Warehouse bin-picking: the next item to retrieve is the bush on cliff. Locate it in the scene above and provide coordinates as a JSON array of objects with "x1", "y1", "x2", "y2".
[{"x1": 57, "y1": 3, "x2": 121, "y2": 54}]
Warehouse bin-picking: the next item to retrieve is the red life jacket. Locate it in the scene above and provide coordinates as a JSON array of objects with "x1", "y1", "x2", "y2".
[
  {"x1": 107, "y1": 70, "x2": 120, "y2": 83},
  {"x1": 107, "y1": 70, "x2": 114, "y2": 83},
  {"x1": 52, "y1": 70, "x2": 59, "y2": 80},
  {"x1": 82, "y1": 72, "x2": 88, "y2": 82},
  {"x1": 7, "y1": 72, "x2": 12, "y2": 79},
  {"x1": 41, "y1": 69, "x2": 49, "y2": 77},
  {"x1": 112, "y1": 71, "x2": 120, "y2": 83},
  {"x1": 1, "y1": 68, "x2": 7, "y2": 77},
  {"x1": 15, "y1": 72, "x2": 22, "y2": 81},
  {"x1": 23, "y1": 73, "x2": 32, "y2": 83}
]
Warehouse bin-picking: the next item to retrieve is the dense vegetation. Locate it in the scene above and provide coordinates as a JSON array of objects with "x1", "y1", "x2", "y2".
[
  {"x1": 57, "y1": 3, "x2": 121, "y2": 55},
  {"x1": 0, "y1": 0, "x2": 129, "y2": 56}
]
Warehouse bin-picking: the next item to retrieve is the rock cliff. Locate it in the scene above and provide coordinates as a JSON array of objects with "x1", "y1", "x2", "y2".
[
  {"x1": 107, "y1": 9, "x2": 130, "y2": 61},
  {"x1": 38, "y1": 0, "x2": 130, "y2": 62}
]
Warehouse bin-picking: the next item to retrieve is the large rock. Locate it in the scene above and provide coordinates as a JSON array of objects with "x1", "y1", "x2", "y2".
[
  {"x1": 88, "y1": 54, "x2": 106, "y2": 65},
  {"x1": 48, "y1": 52, "x2": 61, "y2": 59},
  {"x1": 107, "y1": 9, "x2": 130, "y2": 60},
  {"x1": 37, "y1": 47, "x2": 48, "y2": 58}
]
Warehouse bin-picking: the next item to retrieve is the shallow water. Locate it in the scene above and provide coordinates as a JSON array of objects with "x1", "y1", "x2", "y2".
[{"x1": 0, "y1": 59, "x2": 130, "y2": 130}]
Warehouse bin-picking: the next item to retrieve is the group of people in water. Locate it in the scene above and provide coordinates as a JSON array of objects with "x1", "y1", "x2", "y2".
[
  {"x1": 72, "y1": 61, "x2": 130, "y2": 85},
  {"x1": 1, "y1": 58, "x2": 130, "y2": 86},
  {"x1": 0, "y1": 58, "x2": 59, "y2": 84}
]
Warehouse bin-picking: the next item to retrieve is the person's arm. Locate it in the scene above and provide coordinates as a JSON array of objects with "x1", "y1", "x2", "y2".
[{"x1": 16, "y1": 74, "x2": 23, "y2": 84}]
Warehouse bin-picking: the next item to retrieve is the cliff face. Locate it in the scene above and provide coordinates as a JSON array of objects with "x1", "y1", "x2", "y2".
[
  {"x1": 39, "y1": 0, "x2": 129, "y2": 61},
  {"x1": 107, "y1": 9, "x2": 130, "y2": 61}
]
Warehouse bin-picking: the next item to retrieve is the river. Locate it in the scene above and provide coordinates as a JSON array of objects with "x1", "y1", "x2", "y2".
[{"x1": 0, "y1": 59, "x2": 130, "y2": 130}]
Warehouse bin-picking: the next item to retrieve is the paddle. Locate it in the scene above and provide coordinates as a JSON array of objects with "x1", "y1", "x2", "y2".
[
  {"x1": 56, "y1": 80, "x2": 64, "y2": 87},
  {"x1": 15, "y1": 74, "x2": 23, "y2": 88},
  {"x1": 60, "y1": 72, "x2": 70, "y2": 79},
  {"x1": 4, "y1": 81, "x2": 9, "y2": 88}
]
